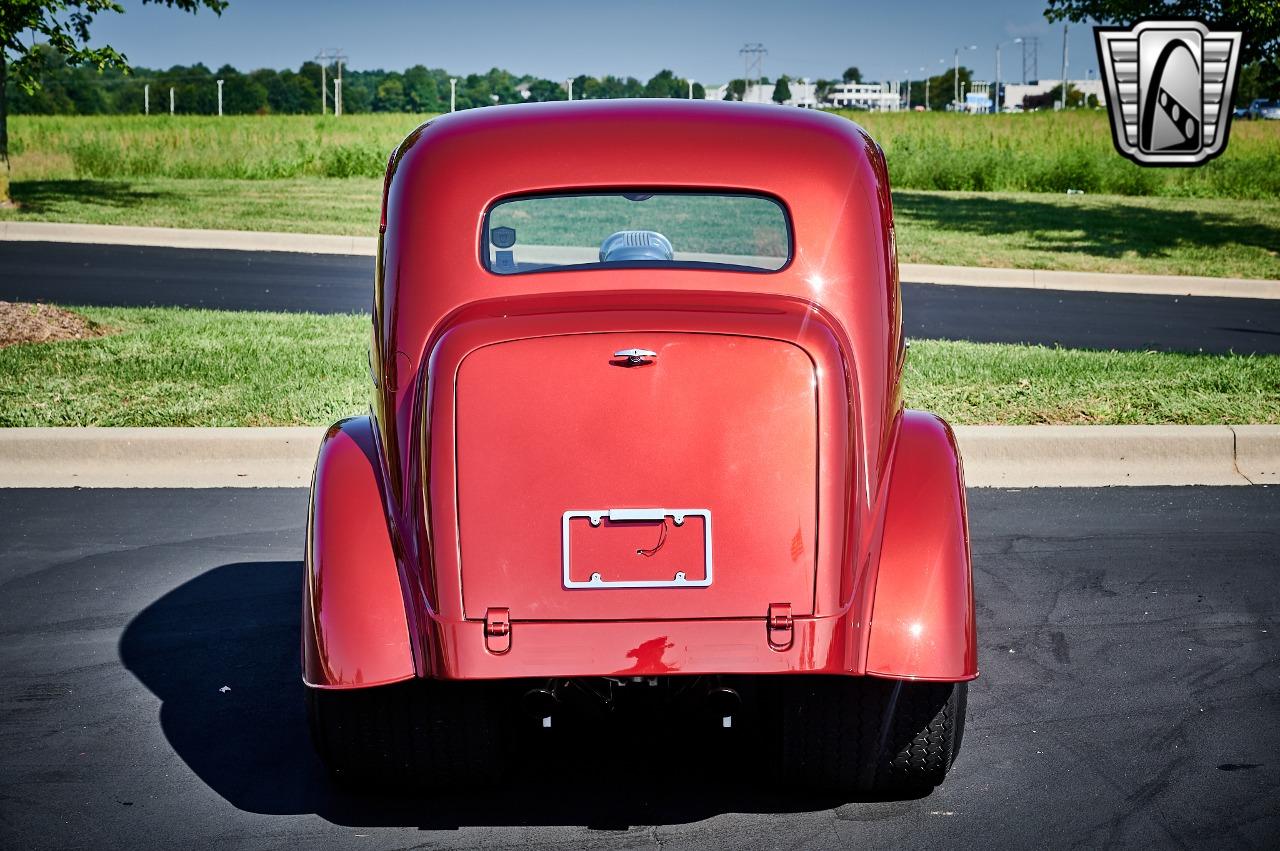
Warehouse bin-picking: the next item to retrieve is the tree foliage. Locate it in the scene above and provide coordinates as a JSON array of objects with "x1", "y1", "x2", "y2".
[
  {"x1": 1044, "y1": 0, "x2": 1279, "y2": 65},
  {"x1": 0, "y1": 0, "x2": 228, "y2": 203},
  {"x1": 842, "y1": 66, "x2": 863, "y2": 83},
  {"x1": 772, "y1": 76, "x2": 791, "y2": 103}
]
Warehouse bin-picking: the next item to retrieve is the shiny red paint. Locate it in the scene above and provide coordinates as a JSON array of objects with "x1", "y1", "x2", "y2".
[
  {"x1": 863, "y1": 411, "x2": 978, "y2": 681},
  {"x1": 303, "y1": 417, "x2": 417, "y2": 689},
  {"x1": 305, "y1": 99, "x2": 976, "y2": 687}
]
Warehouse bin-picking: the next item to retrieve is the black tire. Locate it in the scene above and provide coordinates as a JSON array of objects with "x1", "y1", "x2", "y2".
[
  {"x1": 306, "y1": 679, "x2": 505, "y2": 790},
  {"x1": 779, "y1": 676, "x2": 967, "y2": 795}
]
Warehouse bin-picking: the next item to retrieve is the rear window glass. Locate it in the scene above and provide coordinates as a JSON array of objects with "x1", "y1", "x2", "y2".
[{"x1": 483, "y1": 192, "x2": 791, "y2": 275}]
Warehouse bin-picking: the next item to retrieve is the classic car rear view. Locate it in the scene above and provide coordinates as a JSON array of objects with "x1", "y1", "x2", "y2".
[{"x1": 303, "y1": 100, "x2": 976, "y2": 796}]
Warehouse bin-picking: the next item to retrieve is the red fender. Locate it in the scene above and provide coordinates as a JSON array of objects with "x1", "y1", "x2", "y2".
[
  {"x1": 302, "y1": 416, "x2": 417, "y2": 689},
  {"x1": 864, "y1": 410, "x2": 978, "y2": 681}
]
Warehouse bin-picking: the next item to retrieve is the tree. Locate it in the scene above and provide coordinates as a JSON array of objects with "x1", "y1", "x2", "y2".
[
  {"x1": 0, "y1": 0, "x2": 228, "y2": 206},
  {"x1": 525, "y1": 78, "x2": 564, "y2": 102},
  {"x1": 772, "y1": 76, "x2": 792, "y2": 103},
  {"x1": 1045, "y1": 1, "x2": 1279, "y2": 65},
  {"x1": 375, "y1": 75, "x2": 407, "y2": 112},
  {"x1": 842, "y1": 66, "x2": 863, "y2": 83},
  {"x1": 643, "y1": 69, "x2": 684, "y2": 98}
]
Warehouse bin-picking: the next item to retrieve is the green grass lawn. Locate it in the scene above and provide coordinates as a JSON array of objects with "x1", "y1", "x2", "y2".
[
  {"x1": 10, "y1": 111, "x2": 1279, "y2": 198},
  {"x1": 3, "y1": 177, "x2": 1276, "y2": 279},
  {"x1": 3, "y1": 112, "x2": 1278, "y2": 278},
  {"x1": 2, "y1": 306, "x2": 1276, "y2": 427}
]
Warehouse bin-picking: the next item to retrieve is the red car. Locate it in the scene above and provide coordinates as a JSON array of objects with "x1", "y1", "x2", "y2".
[{"x1": 304, "y1": 99, "x2": 976, "y2": 795}]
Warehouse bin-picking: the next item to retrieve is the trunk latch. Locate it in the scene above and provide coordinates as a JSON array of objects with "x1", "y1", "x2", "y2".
[
  {"x1": 484, "y1": 608, "x2": 511, "y2": 654},
  {"x1": 767, "y1": 602, "x2": 794, "y2": 651}
]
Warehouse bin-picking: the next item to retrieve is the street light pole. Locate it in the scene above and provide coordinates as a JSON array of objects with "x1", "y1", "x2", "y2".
[
  {"x1": 449, "y1": 78, "x2": 457, "y2": 112},
  {"x1": 995, "y1": 38, "x2": 1022, "y2": 114},
  {"x1": 954, "y1": 45, "x2": 976, "y2": 110}
]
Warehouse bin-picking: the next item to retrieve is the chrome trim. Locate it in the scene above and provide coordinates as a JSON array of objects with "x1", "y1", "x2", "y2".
[
  {"x1": 562, "y1": 508, "x2": 713, "y2": 589},
  {"x1": 613, "y1": 348, "x2": 657, "y2": 365}
]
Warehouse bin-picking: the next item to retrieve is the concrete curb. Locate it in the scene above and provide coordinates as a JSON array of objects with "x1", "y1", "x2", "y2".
[
  {"x1": 4, "y1": 221, "x2": 1279, "y2": 300},
  {"x1": 0, "y1": 221, "x2": 378, "y2": 257},
  {"x1": 901, "y1": 263, "x2": 1280, "y2": 301},
  {"x1": 0, "y1": 425, "x2": 1275, "y2": 489}
]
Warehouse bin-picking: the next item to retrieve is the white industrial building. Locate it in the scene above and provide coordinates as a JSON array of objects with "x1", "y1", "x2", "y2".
[
  {"x1": 709, "y1": 79, "x2": 901, "y2": 110},
  {"x1": 823, "y1": 81, "x2": 902, "y2": 111},
  {"x1": 708, "y1": 80, "x2": 820, "y2": 108},
  {"x1": 1001, "y1": 78, "x2": 1107, "y2": 110}
]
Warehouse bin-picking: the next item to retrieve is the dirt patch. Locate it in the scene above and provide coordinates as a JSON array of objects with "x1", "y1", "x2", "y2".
[{"x1": 0, "y1": 302, "x2": 114, "y2": 348}]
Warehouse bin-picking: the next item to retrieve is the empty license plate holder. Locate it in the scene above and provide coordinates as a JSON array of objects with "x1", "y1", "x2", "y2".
[{"x1": 562, "y1": 508, "x2": 712, "y2": 589}]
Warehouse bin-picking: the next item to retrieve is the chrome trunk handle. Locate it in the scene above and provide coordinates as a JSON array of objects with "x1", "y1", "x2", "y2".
[{"x1": 613, "y1": 348, "x2": 657, "y2": 365}]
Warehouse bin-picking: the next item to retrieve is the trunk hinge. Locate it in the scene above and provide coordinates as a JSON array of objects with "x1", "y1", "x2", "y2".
[
  {"x1": 767, "y1": 602, "x2": 794, "y2": 651},
  {"x1": 483, "y1": 607, "x2": 511, "y2": 654}
]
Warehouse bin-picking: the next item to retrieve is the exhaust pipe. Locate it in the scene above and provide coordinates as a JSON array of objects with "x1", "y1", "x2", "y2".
[
  {"x1": 521, "y1": 686, "x2": 559, "y2": 728},
  {"x1": 706, "y1": 686, "x2": 741, "y2": 728}
]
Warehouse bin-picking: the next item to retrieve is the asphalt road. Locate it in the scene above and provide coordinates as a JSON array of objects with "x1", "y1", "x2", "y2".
[
  {"x1": 1, "y1": 487, "x2": 1277, "y2": 850},
  {"x1": 5, "y1": 241, "x2": 1280, "y2": 353}
]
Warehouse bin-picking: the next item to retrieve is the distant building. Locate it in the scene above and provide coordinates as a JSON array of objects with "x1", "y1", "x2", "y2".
[
  {"x1": 708, "y1": 80, "x2": 820, "y2": 108},
  {"x1": 963, "y1": 82, "x2": 992, "y2": 114},
  {"x1": 824, "y1": 81, "x2": 902, "y2": 111},
  {"x1": 1002, "y1": 78, "x2": 1107, "y2": 110}
]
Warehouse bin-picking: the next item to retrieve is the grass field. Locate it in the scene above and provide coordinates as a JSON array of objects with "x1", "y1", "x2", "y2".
[
  {"x1": 4, "y1": 112, "x2": 1278, "y2": 278},
  {"x1": 9, "y1": 111, "x2": 1280, "y2": 198},
  {"x1": 3, "y1": 177, "x2": 1276, "y2": 278},
  {"x1": 2, "y1": 306, "x2": 1276, "y2": 427}
]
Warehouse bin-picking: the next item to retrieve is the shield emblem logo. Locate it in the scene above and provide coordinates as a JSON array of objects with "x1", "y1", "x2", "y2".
[{"x1": 1095, "y1": 20, "x2": 1242, "y2": 166}]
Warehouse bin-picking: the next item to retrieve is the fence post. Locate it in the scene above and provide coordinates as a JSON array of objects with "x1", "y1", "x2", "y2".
[
  {"x1": 217, "y1": 79, "x2": 224, "y2": 116},
  {"x1": 144, "y1": 83, "x2": 150, "y2": 115},
  {"x1": 169, "y1": 87, "x2": 175, "y2": 116}
]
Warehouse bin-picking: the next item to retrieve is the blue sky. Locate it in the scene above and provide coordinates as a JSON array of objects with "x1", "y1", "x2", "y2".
[{"x1": 84, "y1": 0, "x2": 1103, "y2": 84}]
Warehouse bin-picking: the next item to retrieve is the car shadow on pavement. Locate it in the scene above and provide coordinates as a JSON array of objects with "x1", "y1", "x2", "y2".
[{"x1": 120, "y1": 560, "x2": 923, "y2": 831}]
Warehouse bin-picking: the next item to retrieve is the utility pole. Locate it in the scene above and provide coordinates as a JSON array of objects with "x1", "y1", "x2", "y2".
[
  {"x1": 903, "y1": 70, "x2": 910, "y2": 109},
  {"x1": 169, "y1": 87, "x2": 174, "y2": 116},
  {"x1": 954, "y1": 45, "x2": 976, "y2": 109},
  {"x1": 688, "y1": 78, "x2": 695, "y2": 99},
  {"x1": 995, "y1": 38, "x2": 1021, "y2": 114},
  {"x1": 144, "y1": 83, "x2": 149, "y2": 115},
  {"x1": 217, "y1": 79, "x2": 223, "y2": 116},
  {"x1": 566, "y1": 79, "x2": 573, "y2": 101},
  {"x1": 1059, "y1": 23, "x2": 1069, "y2": 110},
  {"x1": 739, "y1": 43, "x2": 766, "y2": 102},
  {"x1": 449, "y1": 78, "x2": 457, "y2": 112},
  {"x1": 315, "y1": 49, "x2": 347, "y2": 115},
  {"x1": 335, "y1": 54, "x2": 345, "y2": 115}
]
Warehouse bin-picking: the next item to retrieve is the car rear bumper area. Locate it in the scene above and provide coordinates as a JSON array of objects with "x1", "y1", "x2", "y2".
[{"x1": 423, "y1": 613, "x2": 854, "y2": 680}]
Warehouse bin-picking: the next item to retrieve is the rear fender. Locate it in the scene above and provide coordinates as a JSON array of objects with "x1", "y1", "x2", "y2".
[
  {"x1": 302, "y1": 415, "x2": 417, "y2": 689},
  {"x1": 864, "y1": 410, "x2": 977, "y2": 681}
]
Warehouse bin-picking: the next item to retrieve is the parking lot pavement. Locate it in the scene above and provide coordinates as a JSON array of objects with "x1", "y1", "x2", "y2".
[
  {"x1": 4, "y1": 241, "x2": 1280, "y2": 353},
  {"x1": 0, "y1": 486, "x2": 1276, "y2": 850}
]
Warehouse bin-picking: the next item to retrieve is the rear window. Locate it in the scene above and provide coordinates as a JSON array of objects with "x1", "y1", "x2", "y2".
[{"x1": 483, "y1": 192, "x2": 791, "y2": 275}]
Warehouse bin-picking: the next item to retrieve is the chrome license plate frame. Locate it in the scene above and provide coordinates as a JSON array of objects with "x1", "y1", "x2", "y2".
[{"x1": 561, "y1": 508, "x2": 713, "y2": 589}]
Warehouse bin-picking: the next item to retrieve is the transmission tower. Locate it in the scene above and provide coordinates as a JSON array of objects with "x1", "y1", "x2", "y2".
[
  {"x1": 739, "y1": 43, "x2": 767, "y2": 101},
  {"x1": 1021, "y1": 37, "x2": 1039, "y2": 84},
  {"x1": 315, "y1": 48, "x2": 348, "y2": 115}
]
